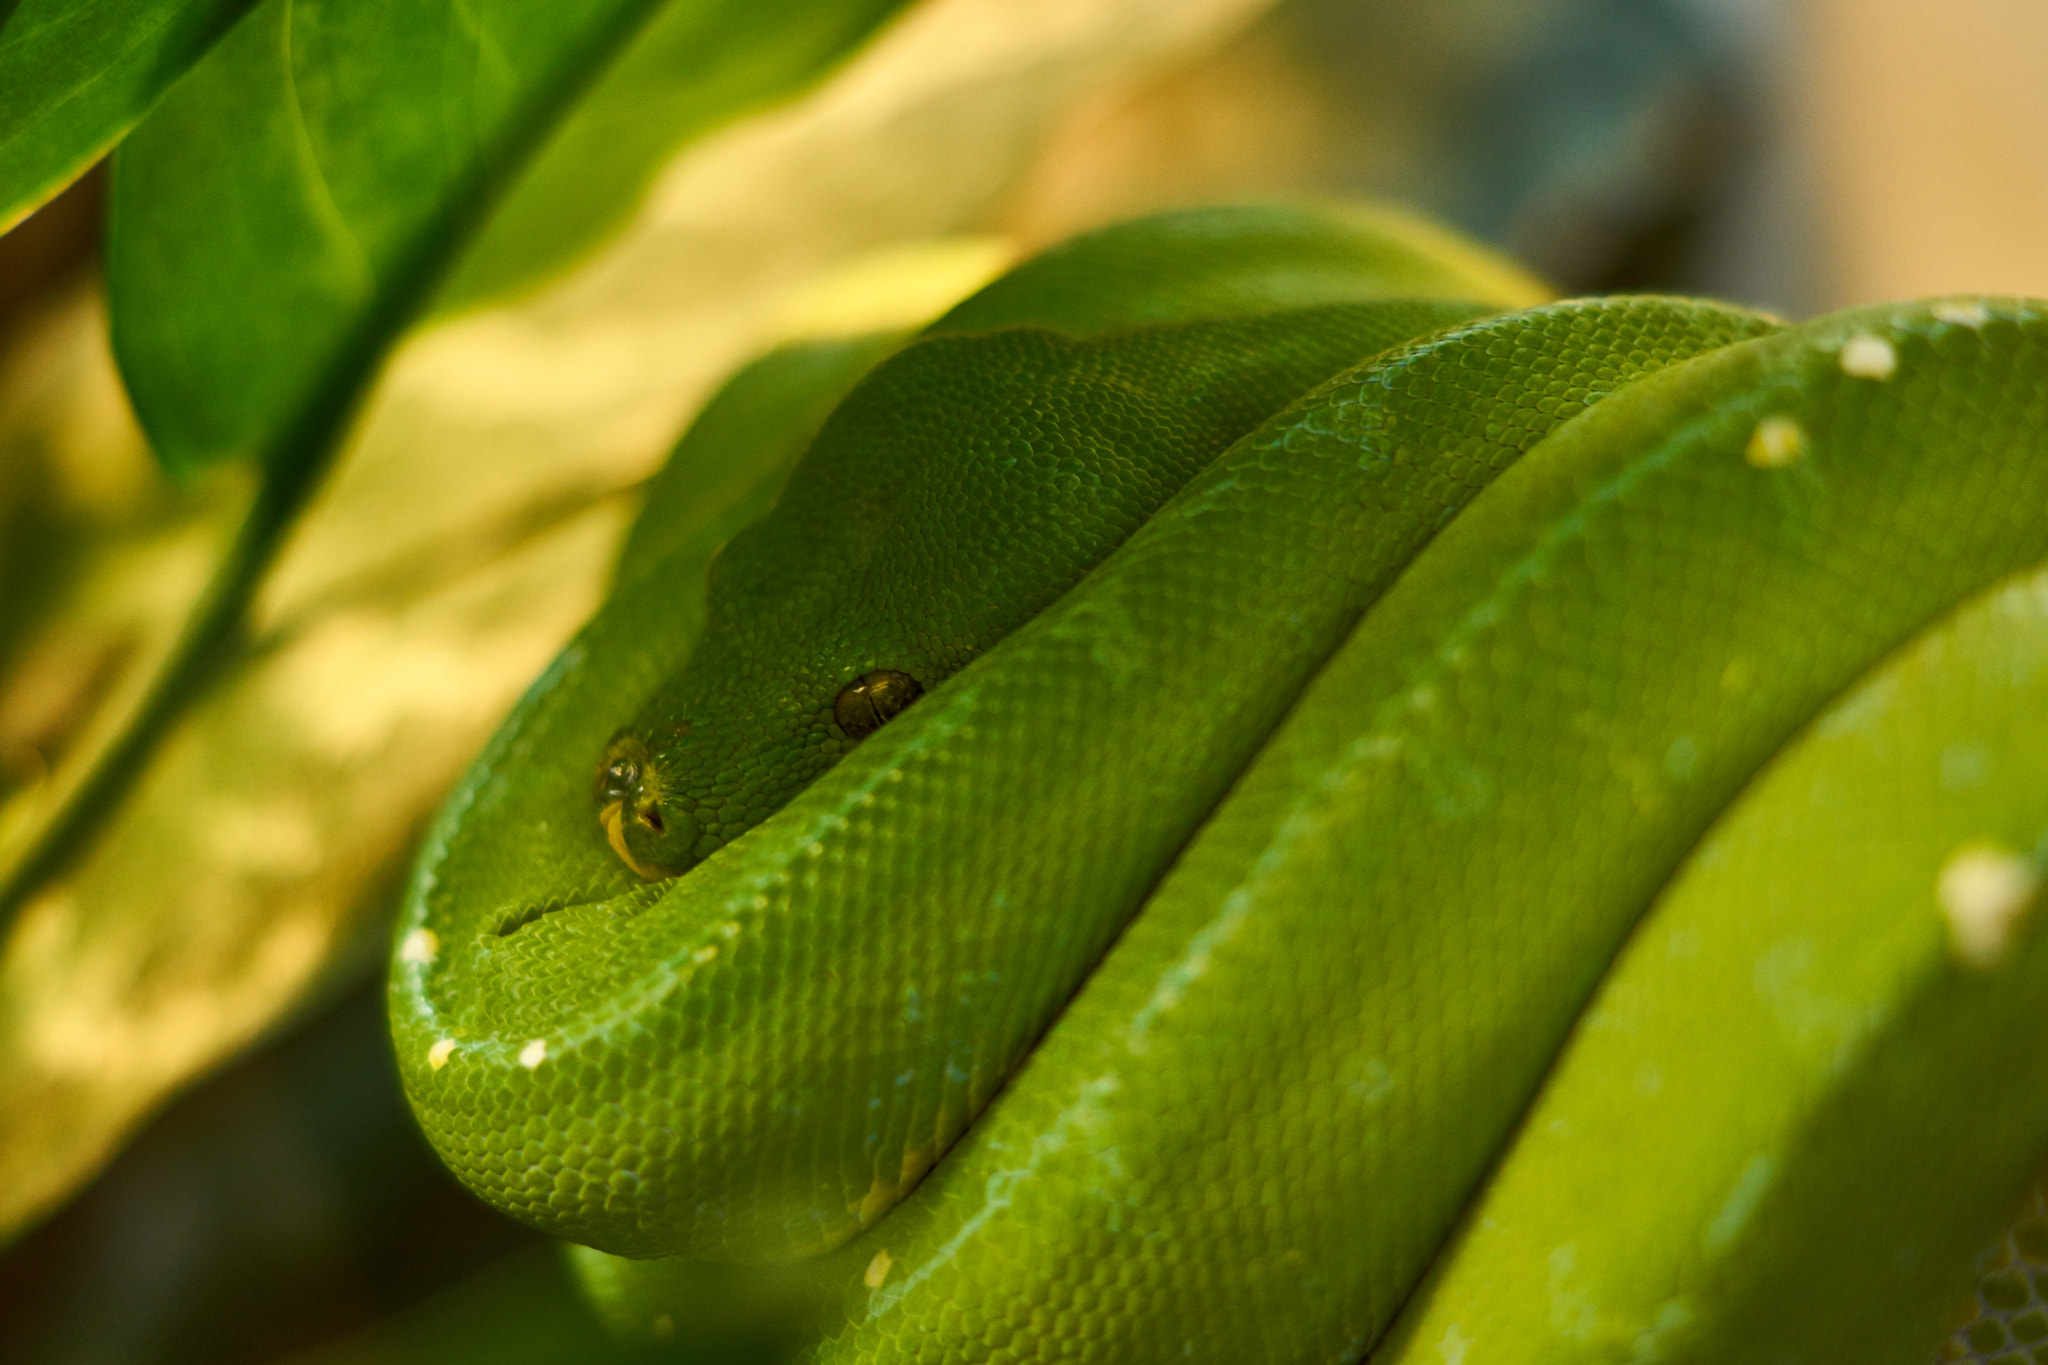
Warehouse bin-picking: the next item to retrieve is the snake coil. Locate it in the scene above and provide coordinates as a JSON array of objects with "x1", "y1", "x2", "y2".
[{"x1": 391, "y1": 204, "x2": 2048, "y2": 1364}]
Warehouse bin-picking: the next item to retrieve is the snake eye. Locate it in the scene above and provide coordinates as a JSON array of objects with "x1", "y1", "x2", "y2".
[{"x1": 833, "y1": 669, "x2": 924, "y2": 739}]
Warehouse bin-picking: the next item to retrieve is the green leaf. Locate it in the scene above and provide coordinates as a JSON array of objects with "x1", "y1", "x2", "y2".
[
  {"x1": 106, "y1": 0, "x2": 905, "y2": 478},
  {"x1": 433, "y1": 0, "x2": 914, "y2": 314},
  {"x1": 0, "y1": 0, "x2": 258, "y2": 233},
  {"x1": 107, "y1": 0, "x2": 656, "y2": 477}
]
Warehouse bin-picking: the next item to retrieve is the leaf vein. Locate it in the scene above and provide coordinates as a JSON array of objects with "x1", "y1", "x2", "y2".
[{"x1": 278, "y1": 0, "x2": 370, "y2": 293}]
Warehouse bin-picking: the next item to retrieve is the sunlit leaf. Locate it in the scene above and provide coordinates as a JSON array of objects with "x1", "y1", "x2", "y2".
[
  {"x1": 433, "y1": 0, "x2": 915, "y2": 315},
  {"x1": 0, "y1": 0, "x2": 258, "y2": 233},
  {"x1": 0, "y1": 479, "x2": 632, "y2": 1238},
  {"x1": 109, "y1": 0, "x2": 663, "y2": 478},
  {"x1": 0, "y1": 281, "x2": 251, "y2": 899}
]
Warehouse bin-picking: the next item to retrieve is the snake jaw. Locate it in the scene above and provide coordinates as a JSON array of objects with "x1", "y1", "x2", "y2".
[
  {"x1": 595, "y1": 732, "x2": 698, "y2": 878},
  {"x1": 600, "y1": 800, "x2": 684, "y2": 880}
]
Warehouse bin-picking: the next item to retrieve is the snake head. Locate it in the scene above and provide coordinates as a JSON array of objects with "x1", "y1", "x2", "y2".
[
  {"x1": 594, "y1": 731, "x2": 700, "y2": 880},
  {"x1": 592, "y1": 669, "x2": 927, "y2": 882}
]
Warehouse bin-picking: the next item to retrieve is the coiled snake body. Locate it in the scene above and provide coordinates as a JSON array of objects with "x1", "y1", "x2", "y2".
[{"x1": 390, "y1": 205, "x2": 2048, "y2": 1363}]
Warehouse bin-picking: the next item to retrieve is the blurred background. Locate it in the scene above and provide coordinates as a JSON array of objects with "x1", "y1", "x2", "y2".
[{"x1": 1, "y1": 0, "x2": 2045, "y2": 1360}]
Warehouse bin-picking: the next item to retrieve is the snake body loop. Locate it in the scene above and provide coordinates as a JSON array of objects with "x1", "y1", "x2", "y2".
[{"x1": 391, "y1": 205, "x2": 2048, "y2": 1364}]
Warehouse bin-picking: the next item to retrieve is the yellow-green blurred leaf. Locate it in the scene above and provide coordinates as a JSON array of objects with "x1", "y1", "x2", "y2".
[
  {"x1": 0, "y1": 281, "x2": 253, "y2": 901},
  {"x1": 0, "y1": 481, "x2": 631, "y2": 1238}
]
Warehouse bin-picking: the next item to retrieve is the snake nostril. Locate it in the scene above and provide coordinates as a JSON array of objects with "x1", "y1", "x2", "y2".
[
  {"x1": 599, "y1": 793, "x2": 696, "y2": 881},
  {"x1": 596, "y1": 731, "x2": 655, "y2": 807}
]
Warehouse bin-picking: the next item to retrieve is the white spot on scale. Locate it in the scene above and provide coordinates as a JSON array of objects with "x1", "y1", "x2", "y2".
[
  {"x1": 1437, "y1": 1323, "x2": 1472, "y2": 1365},
  {"x1": 692, "y1": 944, "x2": 719, "y2": 964},
  {"x1": 865, "y1": 1249, "x2": 894, "y2": 1288},
  {"x1": 518, "y1": 1038, "x2": 548, "y2": 1069},
  {"x1": 1745, "y1": 415, "x2": 1807, "y2": 469},
  {"x1": 398, "y1": 927, "x2": 438, "y2": 965},
  {"x1": 1933, "y1": 299, "x2": 1991, "y2": 328},
  {"x1": 427, "y1": 1038, "x2": 456, "y2": 1070},
  {"x1": 1939, "y1": 842, "x2": 2040, "y2": 969},
  {"x1": 1838, "y1": 334, "x2": 1897, "y2": 380}
]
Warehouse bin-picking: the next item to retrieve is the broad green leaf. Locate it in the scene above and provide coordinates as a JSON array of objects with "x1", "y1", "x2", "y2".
[
  {"x1": 105, "y1": 0, "x2": 909, "y2": 478},
  {"x1": 108, "y1": 0, "x2": 664, "y2": 477},
  {"x1": 0, "y1": 0, "x2": 258, "y2": 233},
  {"x1": 433, "y1": 0, "x2": 914, "y2": 314}
]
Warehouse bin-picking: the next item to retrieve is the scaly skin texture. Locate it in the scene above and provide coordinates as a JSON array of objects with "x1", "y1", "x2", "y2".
[
  {"x1": 1377, "y1": 558, "x2": 2048, "y2": 1363},
  {"x1": 390, "y1": 204, "x2": 2048, "y2": 1363},
  {"x1": 597, "y1": 304, "x2": 1483, "y2": 878}
]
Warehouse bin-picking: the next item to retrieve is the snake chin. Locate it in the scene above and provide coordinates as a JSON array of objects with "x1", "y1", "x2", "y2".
[
  {"x1": 599, "y1": 798, "x2": 696, "y2": 881},
  {"x1": 594, "y1": 730, "x2": 705, "y2": 878}
]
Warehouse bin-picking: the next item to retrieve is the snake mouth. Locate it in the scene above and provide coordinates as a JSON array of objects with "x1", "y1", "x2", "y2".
[
  {"x1": 486, "y1": 805, "x2": 687, "y2": 937},
  {"x1": 599, "y1": 800, "x2": 688, "y2": 880}
]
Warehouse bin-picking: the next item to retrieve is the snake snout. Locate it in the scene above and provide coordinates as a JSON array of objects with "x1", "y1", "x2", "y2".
[{"x1": 595, "y1": 732, "x2": 700, "y2": 879}]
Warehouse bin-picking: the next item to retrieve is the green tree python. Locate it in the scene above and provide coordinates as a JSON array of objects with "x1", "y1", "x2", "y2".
[{"x1": 387, "y1": 204, "x2": 2048, "y2": 1363}]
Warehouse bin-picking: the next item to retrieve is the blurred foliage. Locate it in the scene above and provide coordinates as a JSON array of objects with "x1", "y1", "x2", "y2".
[
  {"x1": 0, "y1": 0, "x2": 1825, "y2": 1360},
  {"x1": 0, "y1": 0, "x2": 258, "y2": 233},
  {"x1": 0, "y1": 979, "x2": 528, "y2": 1365}
]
